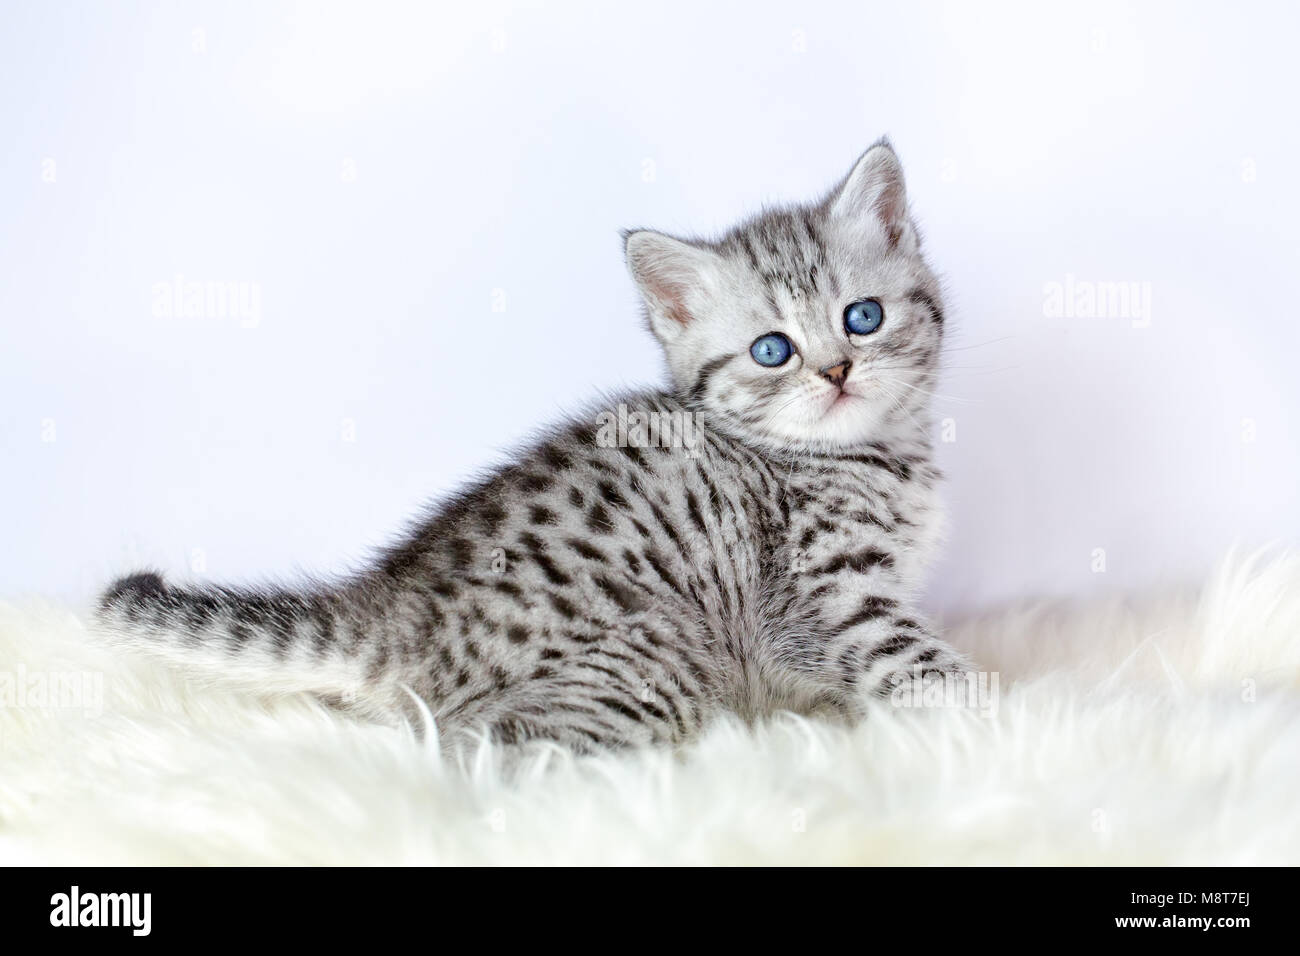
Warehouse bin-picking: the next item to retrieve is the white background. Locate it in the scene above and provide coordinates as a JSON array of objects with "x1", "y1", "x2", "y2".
[{"x1": 2, "y1": 0, "x2": 1296, "y2": 618}]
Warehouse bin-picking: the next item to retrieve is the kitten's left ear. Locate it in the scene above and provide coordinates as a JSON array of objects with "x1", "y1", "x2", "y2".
[{"x1": 829, "y1": 139, "x2": 917, "y2": 251}]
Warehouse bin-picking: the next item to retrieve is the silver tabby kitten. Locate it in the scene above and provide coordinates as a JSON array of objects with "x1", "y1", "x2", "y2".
[{"x1": 98, "y1": 140, "x2": 969, "y2": 751}]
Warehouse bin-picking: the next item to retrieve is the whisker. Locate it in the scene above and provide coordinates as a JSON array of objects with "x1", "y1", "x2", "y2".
[
  {"x1": 872, "y1": 379, "x2": 926, "y2": 435},
  {"x1": 873, "y1": 375, "x2": 980, "y2": 406},
  {"x1": 939, "y1": 335, "x2": 1015, "y2": 354}
]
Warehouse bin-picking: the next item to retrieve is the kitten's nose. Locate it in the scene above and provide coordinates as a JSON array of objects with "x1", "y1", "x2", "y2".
[{"x1": 819, "y1": 360, "x2": 852, "y2": 387}]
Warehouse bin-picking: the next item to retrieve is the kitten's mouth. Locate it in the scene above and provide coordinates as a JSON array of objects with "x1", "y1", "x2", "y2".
[{"x1": 823, "y1": 389, "x2": 860, "y2": 413}]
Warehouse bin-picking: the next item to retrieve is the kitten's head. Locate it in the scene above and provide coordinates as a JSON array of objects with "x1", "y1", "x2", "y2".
[{"x1": 625, "y1": 140, "x2": 943, "y2": 453}]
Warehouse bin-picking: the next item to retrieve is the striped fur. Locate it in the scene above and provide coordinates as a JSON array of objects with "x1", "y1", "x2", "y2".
[{"x1": 97, "y1": 140, "x2": 969, "y2": 751}]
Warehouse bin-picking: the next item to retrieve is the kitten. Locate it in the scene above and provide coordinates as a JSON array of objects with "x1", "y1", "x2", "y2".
[{"x1": 98, "y1": 139, "x2": 969, "y2": 751}]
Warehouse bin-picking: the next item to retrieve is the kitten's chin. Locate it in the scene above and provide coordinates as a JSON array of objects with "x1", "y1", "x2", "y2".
[
  {"x1": 809, "y1": 391, "x2": 885, "y2": 444},
  {"x1": 745, "y1": 397, "x2": 893, "y2": 453}
]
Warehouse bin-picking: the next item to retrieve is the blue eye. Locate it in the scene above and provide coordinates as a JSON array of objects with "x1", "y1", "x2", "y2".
[
  {"x1": 750, "y1": 333, "x2": 793, "y2": 367},
  {"x1": 844, "y1": 299, "x2": 884, "y2": 335}
]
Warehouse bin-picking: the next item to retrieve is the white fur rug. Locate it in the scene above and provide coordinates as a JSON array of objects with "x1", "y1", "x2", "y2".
[{"x1": 2, "y1": 550, "x2": 1298, "y2": 865}]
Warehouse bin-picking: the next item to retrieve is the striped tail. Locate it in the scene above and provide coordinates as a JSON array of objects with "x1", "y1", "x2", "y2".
[{"x1": 95, "y1": 571, "x2": 395, "y2": 708}]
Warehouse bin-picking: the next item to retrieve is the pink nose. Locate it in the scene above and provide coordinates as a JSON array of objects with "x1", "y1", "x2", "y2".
[{"x1": 819, "y1": 360, "x2": 851, "y2": 386}]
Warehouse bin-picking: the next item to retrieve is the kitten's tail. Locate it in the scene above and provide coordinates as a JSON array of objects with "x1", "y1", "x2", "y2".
[{"x1": 95, "y1": 571, "x2": 398, "y2": 709}]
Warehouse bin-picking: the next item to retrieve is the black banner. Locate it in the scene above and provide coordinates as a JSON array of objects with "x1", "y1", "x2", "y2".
[{"x1": 0, "y1": 866, "x2": 1277, "y2": 942}]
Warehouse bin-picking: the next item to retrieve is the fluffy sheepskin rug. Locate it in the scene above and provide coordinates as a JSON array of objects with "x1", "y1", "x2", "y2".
[{"x1": 2, "y1": 549, "x2": 1298, "y2": 866}]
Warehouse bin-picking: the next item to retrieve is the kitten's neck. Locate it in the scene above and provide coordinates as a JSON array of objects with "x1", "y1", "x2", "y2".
[{"x1": 699, "y1": 401, "x2": 934, "y2": 464}]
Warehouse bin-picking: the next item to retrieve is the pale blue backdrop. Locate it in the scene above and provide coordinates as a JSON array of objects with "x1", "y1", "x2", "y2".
[{"x1": 2, "y1": 0, "x2": 1296, "y2": 617}]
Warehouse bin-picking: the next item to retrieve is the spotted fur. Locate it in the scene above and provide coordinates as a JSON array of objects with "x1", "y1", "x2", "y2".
[{"x1": 98, "y1": 140, "x2": 969, "y2": 751}]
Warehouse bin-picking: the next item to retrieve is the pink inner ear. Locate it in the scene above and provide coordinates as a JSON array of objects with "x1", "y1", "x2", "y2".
[
  {"x1": 661, "y1": 293, "x2": 694, "y2": 326},
  {"x1": 644, "y1": 272, "x2": 694, "y2": 326},
  {"x1": 869, "y1": 173, "x2": 907, "y2": 247},
  {"x1": 834, "y1": 147, "x2": 911, "y2": 247},
  {"x1": 666, "y1": 303, "x2": 693, "y2": 326}
]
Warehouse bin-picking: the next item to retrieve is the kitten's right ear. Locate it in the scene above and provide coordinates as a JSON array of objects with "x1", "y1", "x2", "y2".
[{"x1": 624, "y1": 230, "x2": 722, "y2": 342}]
